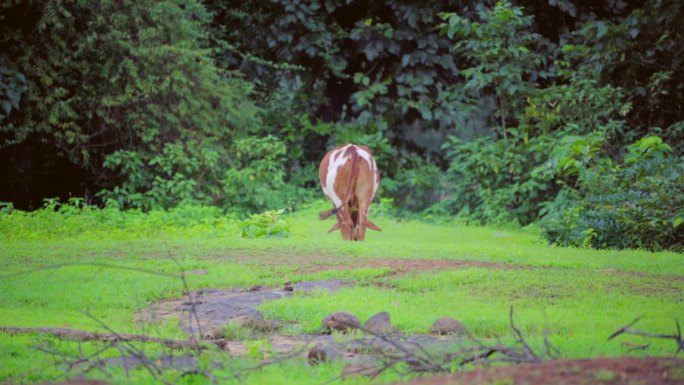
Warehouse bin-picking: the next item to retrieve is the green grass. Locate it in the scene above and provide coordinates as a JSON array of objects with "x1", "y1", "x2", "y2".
[
  {"x1": 0, "y1": 202, "x2": 682, "y2": 384},
  {"x1": 594, "y1": 369, "x2": 616, "y2": 382},
  {"x1": 261, "y1": 267, "x2": 683, "y2": 357}
]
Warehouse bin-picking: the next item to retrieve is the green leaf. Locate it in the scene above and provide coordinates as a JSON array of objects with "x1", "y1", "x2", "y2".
[
  {"x1": 1, "y1": 100, "x2": 12, "y2": 115},
  {"x1": 595, "y1": 21, "x2": 607, "y2": 38},
  {"x1": 629, "y1": 27, "x2": 640, "y2": 39},
  {"x1": 674, "y1": 216, "x2": 684, "y2": 228}
]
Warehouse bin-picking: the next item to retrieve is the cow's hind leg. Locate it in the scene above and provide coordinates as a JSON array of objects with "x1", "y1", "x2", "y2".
[
  {"x1": 354, "y1": 161, "x2": 380, "y2": 241},
  {"x1": 337, "y1": 207, "x2": 354, "y2": 240},
  {"x1": 348, "y1": 196, "x2": 361, "y2": 241},
  {"x1": 355, "y1": 188, "x2": 373, "y2": 241}
]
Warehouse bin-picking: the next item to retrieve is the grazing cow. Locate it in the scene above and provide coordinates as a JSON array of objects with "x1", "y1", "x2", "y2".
[{"x1": 319, "y1": 144, "x2": 381, "y2": 241}]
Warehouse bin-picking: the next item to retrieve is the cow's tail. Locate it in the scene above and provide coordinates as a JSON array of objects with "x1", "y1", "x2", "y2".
[{"x1": 343, "y1": 145, "x2": 361, "y2": 208}]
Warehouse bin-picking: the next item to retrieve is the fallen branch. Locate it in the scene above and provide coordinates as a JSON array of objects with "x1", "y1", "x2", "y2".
[
  {"x1": 0, "y1": 326, "x2": 225, "y2": 351},
  {"x1": 608, "y1": 317, "x2": 683, "y2": 356}
]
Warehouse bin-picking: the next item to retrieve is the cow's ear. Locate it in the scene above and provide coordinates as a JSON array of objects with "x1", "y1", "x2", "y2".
[
  {"x1": 328, "y1": 222, "x2": 341, "y2": 233},
  {"x1": 366, "y1": 220, "x2": 381, "y2": 231}
]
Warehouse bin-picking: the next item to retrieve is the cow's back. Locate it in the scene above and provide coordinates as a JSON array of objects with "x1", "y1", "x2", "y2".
[{"x1": 319, "y1": 144, "x2": 354, "y2": 208}]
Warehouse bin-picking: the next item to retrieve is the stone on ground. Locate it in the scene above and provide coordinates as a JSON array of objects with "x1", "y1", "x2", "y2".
[
  {"x1": 204, "y1": 325, "x2": 225, "y2": 339},
  {"x1": 230, "y1": 312, "x2": 282, "y2": 332},
  {"x1": 364, "y1": 311, "x2": 391, "y2": 334},
  {"x1": 431, "y1": 317, "x2": 465, "y2": 335},
  {"x1": 307, "y1": 343, "x2": 342, "y2": 365},
  {"x1": 322, "y1": 312, "x2": 361, "y2": 333},
  {"x1": 230, "y1": 313, "x2": 264, "y2": 328}
]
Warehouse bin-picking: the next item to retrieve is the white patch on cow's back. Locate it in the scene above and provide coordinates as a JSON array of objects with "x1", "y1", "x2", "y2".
[
  {"x1": 356, "y1": 146, "x2": 372, "y2": 165},
  {"x1": 356, "y1": 147, "x2": 379, "y2": 198},
  {"x1": 323, "y1": 144, "x2": 352, "y2": 208},
  {"x1": 355, "y1": 146, "x2": 380, "y2": 201}
]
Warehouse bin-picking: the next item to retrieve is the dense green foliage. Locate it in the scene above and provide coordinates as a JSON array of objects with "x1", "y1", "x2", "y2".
[
  {"x1": 543, "y1": 136, "x2": 684, "y2": 250},
  {"x1": 0, "y1": 0, "x2": 300, "y2": 212},
  {"x1": 1, "y1": 0, "x2": 683, "y2": 249}
]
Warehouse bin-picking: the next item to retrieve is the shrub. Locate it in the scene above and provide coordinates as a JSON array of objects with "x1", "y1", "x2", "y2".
[
  {"x1": 542, "y1": 136, "x2": 684, "y2": 251},
  {"x1": 0, "y1": 198, "x2": 238, "y2": 241},
  {"x1": 240, "y1": 209, "x2": 291, "y2": 239},
  {"x1": 441, "y1": 134, "x2": 558, "y2": 225}
]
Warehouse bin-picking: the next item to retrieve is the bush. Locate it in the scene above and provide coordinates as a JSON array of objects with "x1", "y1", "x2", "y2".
[
  {"x1": 240, "y1": 209, "x2": 291, "y2": 239},
  {"x1": 542, "y1": 136, "x2": 684, "y2": 251},
  {"x1": 0, "y1": 198, "x2": 238, "y2": 241},
  {"x1": 441, "y1": 134, "x2": 557, "y2": 225}
]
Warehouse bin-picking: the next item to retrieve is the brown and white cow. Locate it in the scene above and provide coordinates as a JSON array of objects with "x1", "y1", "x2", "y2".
[{"x1": 318, "y1": 144, "x2": 381, "y2": 241}]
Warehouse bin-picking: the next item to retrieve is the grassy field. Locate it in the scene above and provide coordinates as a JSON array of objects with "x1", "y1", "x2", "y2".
[{"x1": 1, "y1": 202, "x2": 682, "y2": 384}]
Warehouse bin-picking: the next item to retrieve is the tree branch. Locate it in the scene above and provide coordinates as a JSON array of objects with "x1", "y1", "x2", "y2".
[{"x1": 0, "y1": 326, "x2": 224, "y2": 351}]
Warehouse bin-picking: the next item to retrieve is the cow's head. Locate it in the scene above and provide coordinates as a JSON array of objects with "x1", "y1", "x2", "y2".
[{"x1": 320, "y1": 206, "x2": 380, "y2": 241}]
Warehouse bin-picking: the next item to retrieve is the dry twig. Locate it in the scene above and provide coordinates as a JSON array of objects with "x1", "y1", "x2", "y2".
[
  {"x1": 0, "y1": 326, "x2": 222, "y2": 350},
  {"x1": 608, "y1": 317, "x2": 683, "y2": 356}
]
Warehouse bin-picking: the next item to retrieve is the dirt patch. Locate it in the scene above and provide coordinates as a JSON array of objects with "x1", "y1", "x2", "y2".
[
  {"x1": 138, "y1": 280, "x2": 353, "y2": 334},
  {"x1": 38, "y1": 357, "x2": 684, "y2": 385},
  {"x1": 138, "y1": 279, "x2": 462, "y2": 359},
  {"x1": 39, "y1": 381, "x2": 111, "y2": 385},
  {"x1": 292, "y1": 257, "x2": 684, "y2": 293},
  {"x1": 297, "y1": 258, "x2": 525, "y2": 275},
  {"x1": 388, "y1": 357, "x2": 684, "y2": 385}
]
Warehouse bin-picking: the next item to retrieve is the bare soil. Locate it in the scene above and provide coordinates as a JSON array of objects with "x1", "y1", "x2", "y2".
[
  {"x1": 389, "y1": 357, "x2": 684, "y2": 385},
  {"x1": 138, "y1": 280, "x2": 353, "y2": 334},
  {"x1": 296, "y1": 258, "x2": 525, "y2": 275},
  {"x1": 40, "y1": 357, "x2": 684, "y2": 385}
]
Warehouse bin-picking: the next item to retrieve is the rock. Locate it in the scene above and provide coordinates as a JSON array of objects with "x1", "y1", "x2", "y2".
[
  {"x1": 322, "y1": 312, "x2": 361, "y2": 333},
  {"x1": 341, "y1": 363, "x2": 379, "y2": 378},
  {"x1": 230, "y1": 313, "x2": 282, "y2": 333},
  {"x1": 431, "y1": 317, "x2": 465, "y2": 335},
  {"x1": 307, "y1": 344, "x2": 341, "y2": 365},
  {"x1": 364, "y1": 311, "x2": 391, "y2": 334},
  {"x1": 231, "y1": 313, "x2": 263, "y2": 328},
  {"x1": 204, "y1": 325, "x2": 225, "y2": 339},
  {"x1": 256, "y1": 319, "x2": 282, "y2": 332}
]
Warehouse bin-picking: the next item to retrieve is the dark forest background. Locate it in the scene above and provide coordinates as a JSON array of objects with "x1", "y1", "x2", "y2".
[{"x1": 1, "y1": 0, "x2": 682, "y2": 250}]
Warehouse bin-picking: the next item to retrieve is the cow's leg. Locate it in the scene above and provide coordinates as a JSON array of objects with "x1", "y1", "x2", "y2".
[
  {"x1": 336, "y1": 208, "x2": 354, "y2": 240},
  {"x1": 347, "y1": 196, "x2": 360, "y2": 240},
  {"x1": 355, "y1": 205, "x2": 367, "y2": 241},
  {"x1": 354, "y1": 167, "x2": 374, "y2": 241}
]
